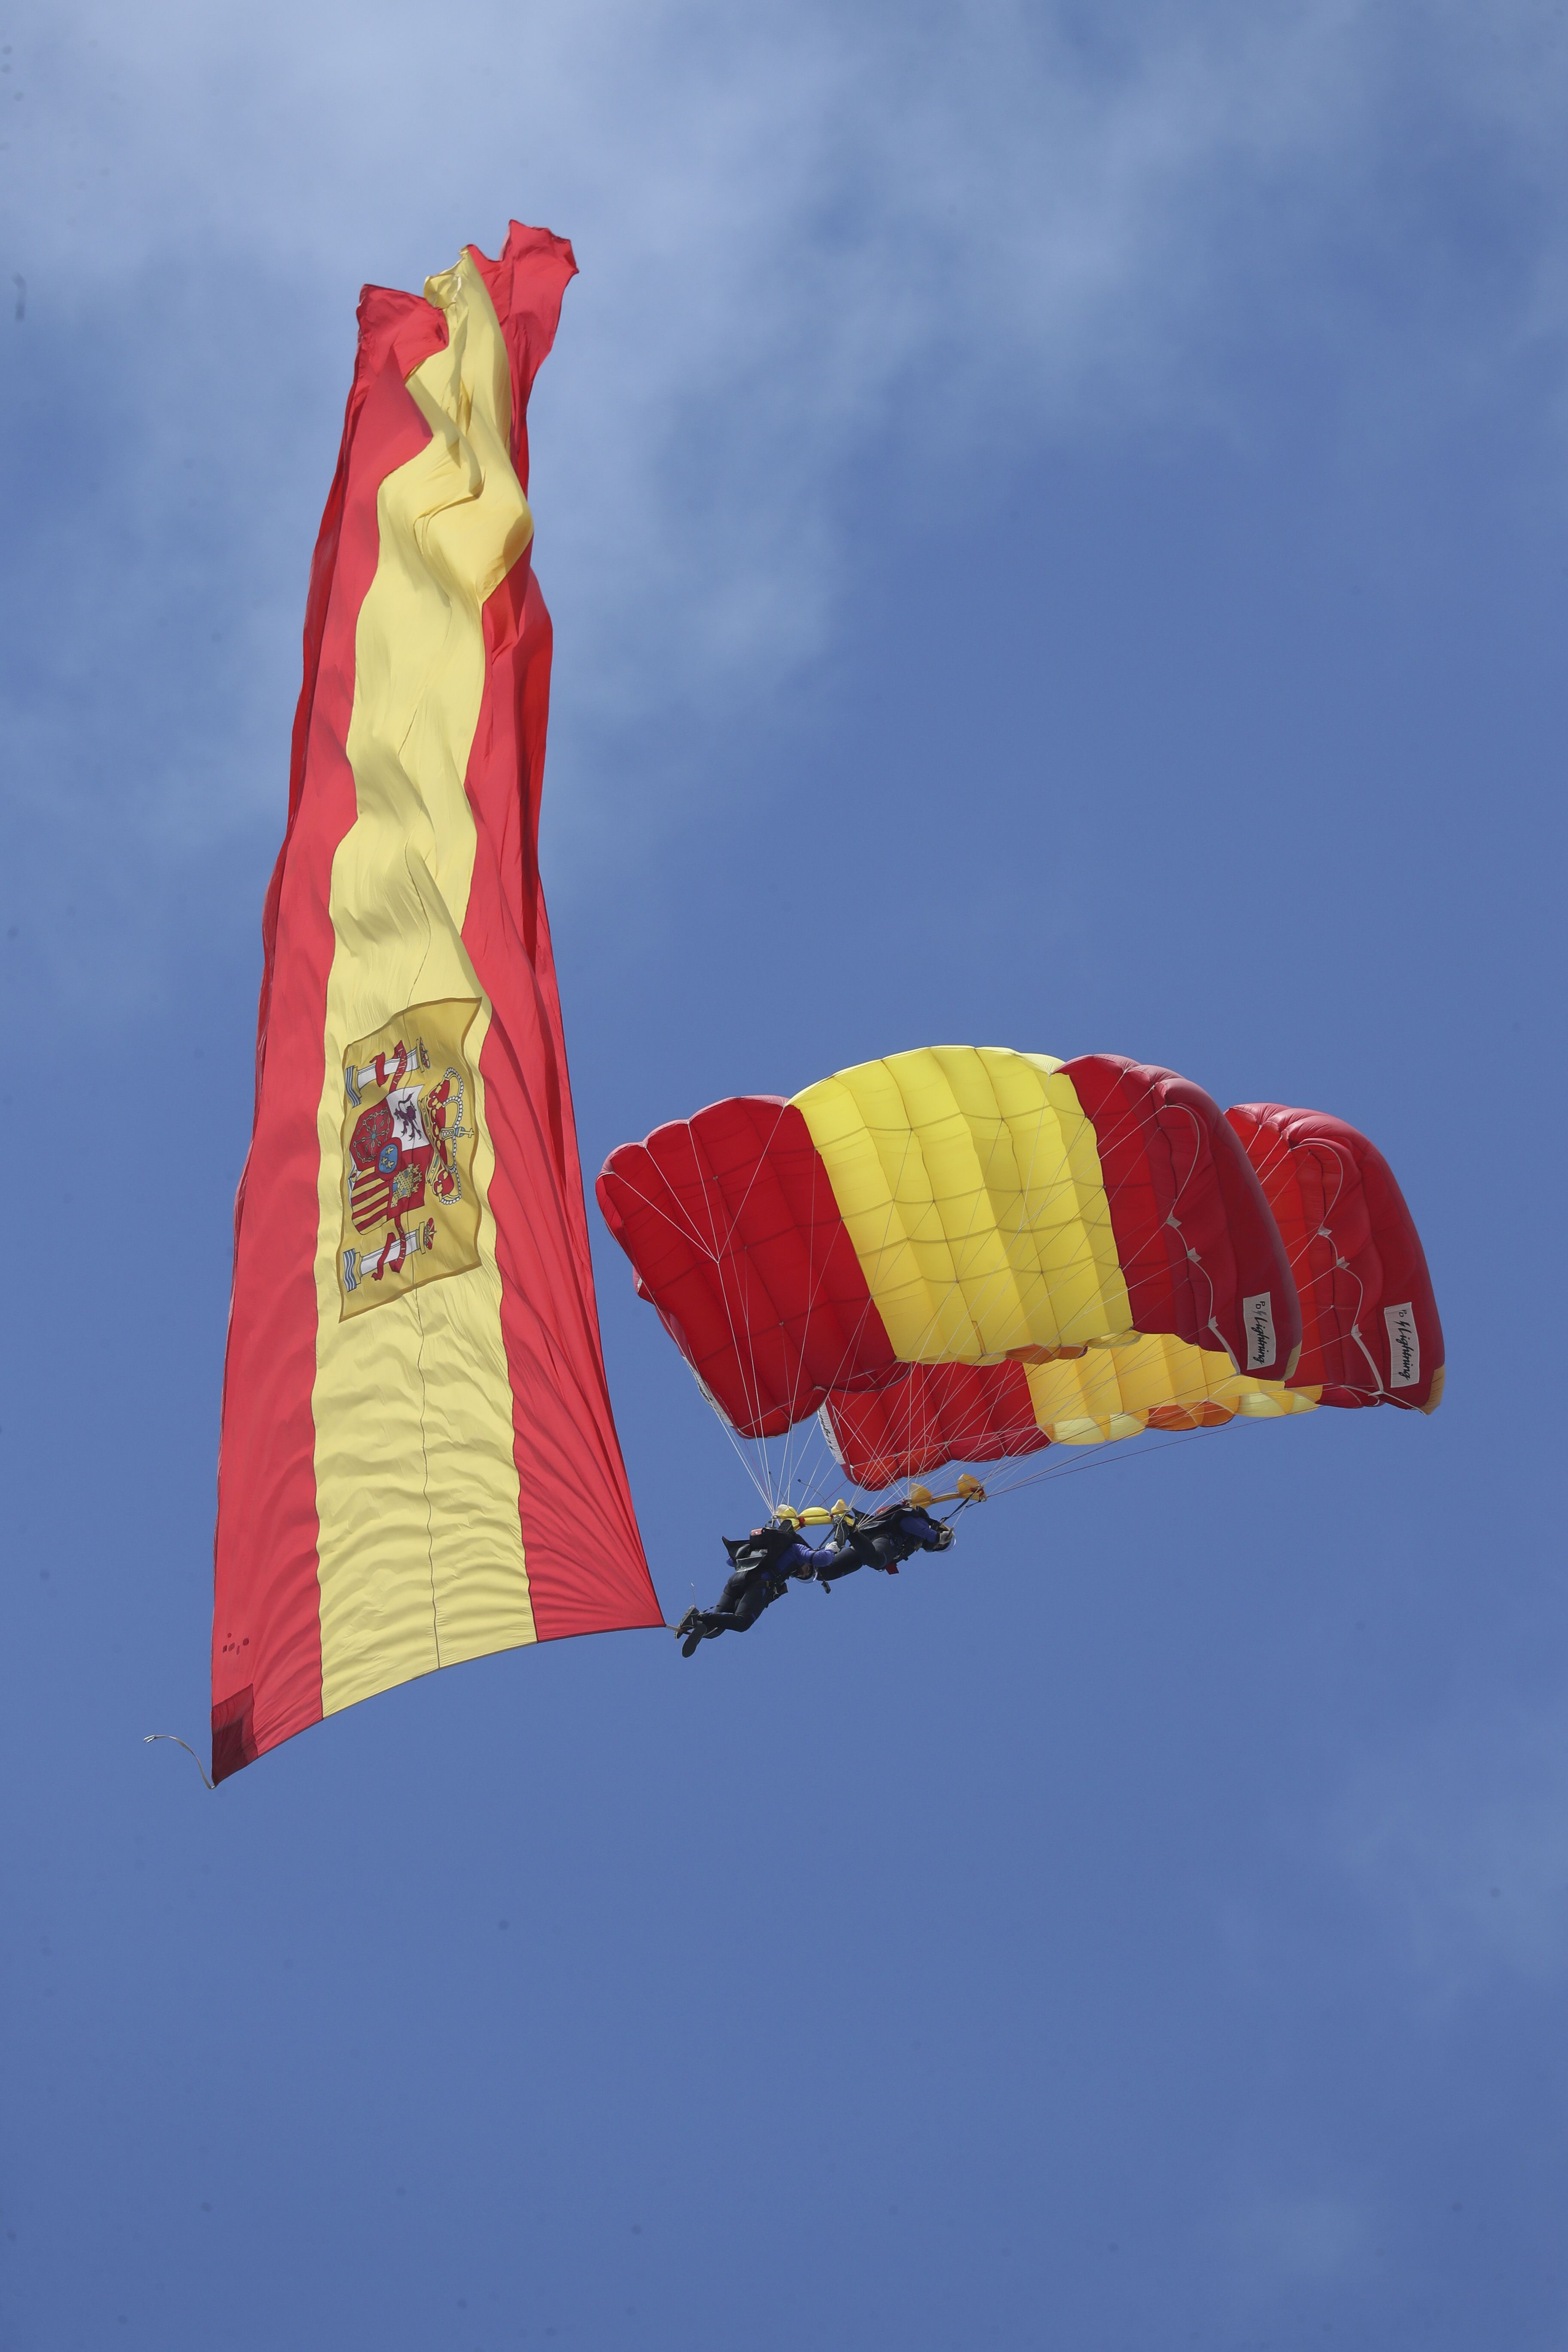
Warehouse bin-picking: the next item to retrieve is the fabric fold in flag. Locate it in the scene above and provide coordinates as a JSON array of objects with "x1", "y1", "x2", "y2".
[{"x1": 212, "y1": 223, "x2": 662, "y2": 1785}]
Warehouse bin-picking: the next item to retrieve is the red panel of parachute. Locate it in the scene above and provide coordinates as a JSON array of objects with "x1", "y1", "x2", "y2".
[
  {"x1": 1062, "y1": 1055, "x2": 1302, "y2": 1376},
  {"x1": 823, "y1": 1362, "x2": 1050, "y2": 1490},
  {"x1": 1226, "y1": 1104, "x2": 1444, "y2": 1410},
  {"x1": 595, "y1": 1099, "x2": 897, "y2": 1438}
]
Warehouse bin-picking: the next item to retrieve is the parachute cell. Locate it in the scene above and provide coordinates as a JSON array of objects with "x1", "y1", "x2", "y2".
[
  {"x1": 595, "y1": 1095, "x2": 900, "y2": 1437},
  {"x1": 1226, "y1": 1103, "x2": 1445, "y2": 1412}
]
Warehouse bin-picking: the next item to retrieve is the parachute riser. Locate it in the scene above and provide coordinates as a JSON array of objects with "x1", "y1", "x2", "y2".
[{"x1": 905, "y1": 1473, "x2": 987, "y2": 1514}]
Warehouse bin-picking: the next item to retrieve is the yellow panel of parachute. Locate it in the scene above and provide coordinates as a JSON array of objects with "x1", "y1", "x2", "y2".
[{"x1": 792, "y1": 1045, "x2": 1308, "y2": 1447}]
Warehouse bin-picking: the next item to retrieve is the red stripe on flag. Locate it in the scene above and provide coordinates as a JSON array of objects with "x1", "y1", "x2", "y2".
[{"x1": 212, "y1": 287, "x2": 449, "y2": 1782}]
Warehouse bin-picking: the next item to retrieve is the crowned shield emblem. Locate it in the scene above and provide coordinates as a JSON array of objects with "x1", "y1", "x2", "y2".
[{"x1": 337, "y1": 998, "x2": 482, "y2": 1319}]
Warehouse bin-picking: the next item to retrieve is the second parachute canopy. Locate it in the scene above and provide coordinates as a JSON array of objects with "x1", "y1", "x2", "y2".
[{"x1": 597, "y1": 1046, "x2": 1442, "y2": 1491}]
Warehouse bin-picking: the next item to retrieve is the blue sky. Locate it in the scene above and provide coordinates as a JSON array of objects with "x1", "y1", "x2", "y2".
[{"x1": 2, "y1": 3, "x2": 1565, "y2": 2346}]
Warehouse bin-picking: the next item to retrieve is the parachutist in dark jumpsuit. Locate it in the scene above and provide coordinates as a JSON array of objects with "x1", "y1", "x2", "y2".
[
  {"x1": 816, "y1": 1501, "x2": 953, "y2": 1585},
  {"x1": 675, "y1": 1501, "x2": 956, "y2": 1656},
  {"x1": 676, "y1": 1509, "x2": 840, "y2": 1655}
]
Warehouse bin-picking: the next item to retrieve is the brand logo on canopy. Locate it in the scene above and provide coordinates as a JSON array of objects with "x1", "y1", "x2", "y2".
[
  {"x1": 1242, "y1": 1290, "x2": 1277, "y2": 1370},
  {"x1": 1384, "y1": 1301, "x2": 1420, "y2": 1387}
]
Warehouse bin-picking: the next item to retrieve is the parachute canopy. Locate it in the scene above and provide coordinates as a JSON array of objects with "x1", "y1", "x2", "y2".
[{"x1": 597, "y1": 1047, "x2": 1442, "y2": 1491}]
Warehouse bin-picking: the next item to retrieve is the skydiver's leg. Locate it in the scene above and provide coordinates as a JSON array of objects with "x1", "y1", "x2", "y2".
[
  {"x1": 815, "y1": 1543, "x2": 870, "y2": 1586},
  {"x1": 726, "y1": 1574, "x2": 783, "y2": 1631},
  {"x1": 683, "y1": 1605, "x2": 740, "y2": 1651},
  {"x1": 695, "y1": 1569, "x2": 775, "y2": 1638},
  {"x1": 821, "y1": 1536, "x2": 912, "y2": 1583}
]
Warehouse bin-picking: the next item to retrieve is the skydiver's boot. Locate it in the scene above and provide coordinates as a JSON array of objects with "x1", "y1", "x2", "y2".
[{"x1": 675, "y1": 1605, "x2": 704, "y2": 1658}]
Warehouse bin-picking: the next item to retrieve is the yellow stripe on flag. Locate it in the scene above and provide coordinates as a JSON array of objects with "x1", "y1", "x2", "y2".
[{"x1": 312, "y1": 253, "x2": 537, "y2": 1719}]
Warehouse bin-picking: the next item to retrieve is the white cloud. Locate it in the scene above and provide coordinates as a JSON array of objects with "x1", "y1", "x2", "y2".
[{"x1": 3, "y1": 0, "x2": 1568, "y2": 940}]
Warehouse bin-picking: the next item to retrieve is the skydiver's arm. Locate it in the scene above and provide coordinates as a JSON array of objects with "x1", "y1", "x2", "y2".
[
  {"x1": 906, "y1": 1509, "x2": 953, "y2": 1551},
  {"x1": 775, "y1": 1535, "x2": 822, "y2": 1579}
]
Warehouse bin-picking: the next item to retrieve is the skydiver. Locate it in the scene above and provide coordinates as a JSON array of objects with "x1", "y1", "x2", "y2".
[
  {"x1": 815, "y1": 1494, "x2": 954, "y2": 1586},
  {"x1": 674, "y1": 1505, "x2": 846, "y2": 1656},
  {"x1": 674, "y1": 1486, "x2": 974, "y2": 1656}
]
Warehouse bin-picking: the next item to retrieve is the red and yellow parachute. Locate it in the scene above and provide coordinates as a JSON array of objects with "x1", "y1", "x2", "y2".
[{"x1": 597, "y1": 1047, "x2": 1442, "y2": 1492}]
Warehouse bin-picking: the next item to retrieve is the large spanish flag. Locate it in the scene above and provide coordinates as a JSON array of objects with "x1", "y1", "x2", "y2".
[{"x1": 212, "y1": 224, "x2": 662, "y2": 1784}]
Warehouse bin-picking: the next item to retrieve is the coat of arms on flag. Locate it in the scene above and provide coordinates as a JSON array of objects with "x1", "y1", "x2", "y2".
[{"x1": 338, "y1": 997, "x2": 481, "y2": 1317}]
